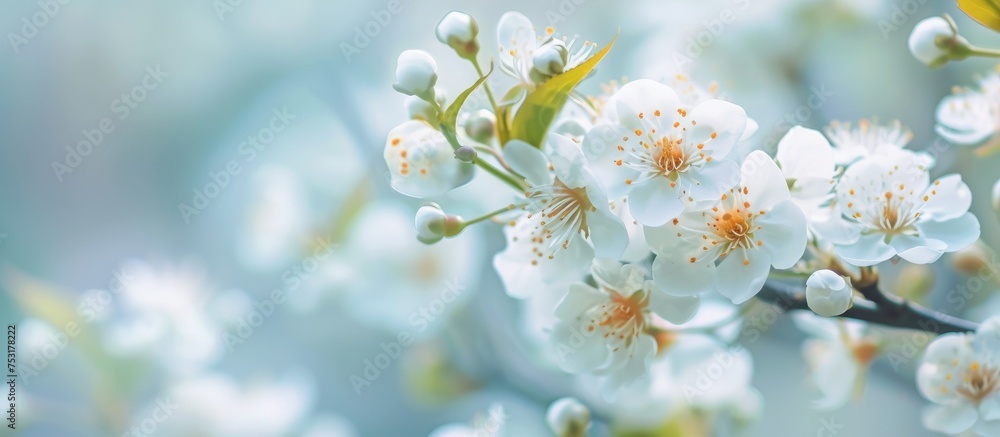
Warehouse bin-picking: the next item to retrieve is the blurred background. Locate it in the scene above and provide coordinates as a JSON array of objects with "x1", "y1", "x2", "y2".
[{"x1": 1, "y1": 0, "x2": 998, "y2": 435}]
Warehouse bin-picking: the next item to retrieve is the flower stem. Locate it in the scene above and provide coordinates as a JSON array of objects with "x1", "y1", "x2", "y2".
[
  {"x1": 968, "y1": 46, "x2": 1000, "y2": 59},
  {"x1": 464, "y1": 203, "x2": 523, "y2": 227},
  {"x1": 472, "y1": 59, "x2": 500, "y2": 113}
]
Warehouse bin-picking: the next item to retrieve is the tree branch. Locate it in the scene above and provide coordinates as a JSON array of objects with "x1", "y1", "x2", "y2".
[{"x1": 756, "y1": 280, "x2": 979, "y2": 334}]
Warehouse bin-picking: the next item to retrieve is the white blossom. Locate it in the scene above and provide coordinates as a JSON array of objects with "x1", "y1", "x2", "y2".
[
  {"x1": 917, "y1": 317, "x2": 1000, "y2": 435},
  {"x1": 584, "y1": 79, "x2": 749, "y2": 226},
  {"x1": 646, "y1": 151, "x2": 807, "y2": 304},
  {"x1": 830, "y1": 148, "x2": 979, "y2": 266},
  {"x1": 384, "y1": 120, "x2": 475, "y2": 198}
]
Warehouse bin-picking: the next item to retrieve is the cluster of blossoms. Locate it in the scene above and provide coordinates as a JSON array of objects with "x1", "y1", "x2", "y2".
[{"x1": 385, "y1": 9, "x2": 999, "y2": 436}]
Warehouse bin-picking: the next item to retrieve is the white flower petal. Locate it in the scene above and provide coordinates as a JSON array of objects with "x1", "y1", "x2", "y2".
[
  {"x1": 776, "y1": 126, "x2": 836, "y2": 180},
  {"x1": 754, "y1": 200, "x2": 808, "y2": 269},
  {"x1": 605, "y1": 79, "x2": 681, "y2": 130},
  {"x1": 741, "y1": 151, "x2": 791, "y2": 211},
  {"x1": 554, "y1": 283, "x2": 608, "y2": 320},
  {"x1": 504, "y1": 139, "x2": 551, "y2": 186},
  {"x1": 916, "y1": 213, "x2": 980, "y2": 253},
  {"x1": 586, "y1": 209, "x2": 629, "y2": 260},
  {"x1": 835, "y1": 233, "x2": 895, "y2": 267},
  {"x1": 686, "y1": 99, "x2": 747, "y2": 159},
  {"x1": 889, "y1": 233, "x2": 946, "y2": 265},
  {"x1": 686, "y1": 159, "x2": 741, "y2": 203},
  {"x1": 628, "y1": 178, "x2": 683, "y2": 226},
  {"x1": 921, "y1": 174, "x2": 973, "y2": 221},
  {"x1": 714, "y1": 248, "x2": 771, "y2": 304},
  {"x1": 651, "y1": 251, "x2": 716, "y2": 297},
  {"x1": 922, "y1": 403, "x2": 978, "y2": 435},
  {"x1": 646, "y1": 284, "x2": 700, "y2": 324},
  {"x1": 547, "y1": 133, "x2": 589, "y2": 187}
]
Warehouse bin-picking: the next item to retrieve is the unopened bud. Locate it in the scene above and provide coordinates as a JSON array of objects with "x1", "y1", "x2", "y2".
[
  {"x1": 908, "y1": 16, "x2": 971, "y2": 68},
  {"x1": 533, "y1": 40, "x2": 569, "y2": 76},
  {"x1": 393, "y1": 50, "x2": 438, "y2": 100},
  {"x1": 436, "y1": 11, "x2": 479, "y2": 59},
  {"x1": 806, "y1": 270, "x2": 853, "y2": 317},
  {"x1": 454, "y1": 146, "x2": 477, "y2": 163},
  {"x1": 546, "y1": 397, "x2": 590, "y2": 437},
  {"x1": 415, "y1": 203, "x2": 464, "y2": 244},
  {"x1": 463, "y1": 109, "x2": 496, "y2": 143}
]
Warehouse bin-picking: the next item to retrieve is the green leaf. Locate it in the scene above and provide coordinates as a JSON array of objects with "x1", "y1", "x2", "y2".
[
  {"x1": 508, "y1": 34, "x2": 618, "y2": 148},
  {"x1": 958, "y1": 0, "x2": 1000, "y2": 33},
  {"x1": 441, "y1": 60, "x2": 494, "y2": 148}
]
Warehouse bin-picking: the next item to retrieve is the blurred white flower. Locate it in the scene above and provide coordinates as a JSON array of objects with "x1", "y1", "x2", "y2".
[
  {"x1": 384, "y1": 121, "x2": 475, "y2": 198},
  {"x1": 428, "y1": 404, "x2": 507, "y2": 437},
  {"x1": 805, "y1": 270, "x2": 853, "y2": 317},
  {"x1": 550, "y1": 259, "x2": 699, "y2": 393},
  {"x1": 170, "y1": 372, "x2": 314, "y2": 437},
  {"x1": 993, "y1": 178, "x2": 1000, "y2": 218},
  {"x1": 324, "y1": 202, "x2": 480, "y2": 336},
  {"x1": 646, "y1": 151, "x2": 808, "y2": 304},
  {"x1": 393, "y1": 50, "x2": 438, "y2": 99},
  {"x1": 793, "y1": 313, "x2": 879, "y2": 410},
  {"x1": 831, "y1": 148, "x2": 979, "y2": 266},
  {"x1": 917, "y1": 317, "x2": 1000, "y2": 435},
  {"x1": 102, "y1": 261, "x2": 224, "y2": 374},
  {"x1": 823, "y1": 118, "x2": 916, "y2": 165},
  {"x1": 546, "y1": 397, "x2": 591, "y2": 437},
  {"x1": 584, "y1": 79, "x2": 748, "y2": 226},
  {"x1": 908, "y1": 16, "x2": 967, "y2": 67},
  {"x1": 301, "y1": 415, "x2": 359, "y2": 437},
  {"x1": 586, "y1": 335, "x2": 761, "y2": 429},
  {"x1": 936, "y1": 70, "x2": 1000, "y2": 147},
  {"x1": 237, "y1": 166, "x2": 310, "y2": 271}
]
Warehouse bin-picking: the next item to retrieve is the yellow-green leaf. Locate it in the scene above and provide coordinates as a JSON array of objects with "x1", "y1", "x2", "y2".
[
  {"x1": 958, "y1": 0, "x2": 1000, "y2": 33},
  {"x1": 441, "y1": 60, "x2": 494, "y2": 146},
  {"x1": 508, "y1": 34, "x2": 617, "y2": 148}
]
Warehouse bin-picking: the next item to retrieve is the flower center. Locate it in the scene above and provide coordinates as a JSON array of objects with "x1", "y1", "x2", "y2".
[
  {"x1": 522, "y1": 179, "x2": 596, "y2": 265},
  {"x1": 585, "y1": 290, "x2": 648, "y2": 350},
  {"x1": 851, "y1": 340, "x2": 879, "y2": 365},
  {"x1": 707, "y1": 189, "x2": 764, "y2": 261},
  {"x1": 956, "y1": 362, "x2": 1000, "y2": 404},
  {"x1": 654, "y1": 136, "x2": 688, "y2": 173}
]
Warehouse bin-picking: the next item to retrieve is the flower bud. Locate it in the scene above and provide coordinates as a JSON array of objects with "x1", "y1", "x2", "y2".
[
  {"x1": 436, "y1": 11, "x2": 479, "y2": 59},
  {"x1": 463, "y1": 109, "x2": 496, "y2": 143},
  {"x1": 415, "y1": 204, "x2": 464, "y2": 244},
  {"x1": 546, "y1": 397, "x2": 590, "y2": 437},
  {"x1": 806, "y1": 270, "x2": 853, "y2": 317},
  {"x1": 454, "y1": 146, "x2": 477, "y2": 163},
  {"x1": 908, "y1": 16, "x2": 970, "y2": 67},
  {"x1": 533, "y1": 41, "x2": 569, "y2": 76},
  {"x1": 393, "y1": 50, "x2": 438, "y2": 100}
]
